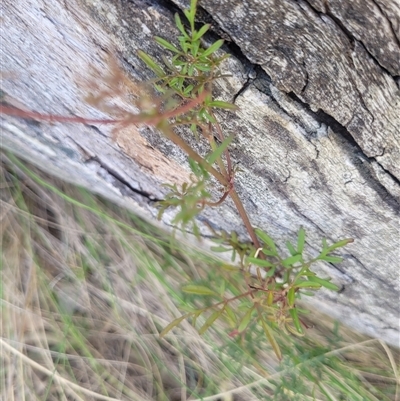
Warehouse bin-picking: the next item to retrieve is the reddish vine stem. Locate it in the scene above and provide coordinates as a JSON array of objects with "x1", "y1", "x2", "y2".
[
  {"x1": 161, "y1": 124, "x2": 228, "y2": 184},
  {"x1": 211, "y1": 117, "x2": 233, "y2": 178},
  {"x1": 0, "y1": 105, "x2": 118, "y2": 125},
  {"x1": 0, "y1": 91, "x2": 208, "y2": 127},
  {"x1": 1, "y1": 93, "x2": 262, "y2": 251},
  {"x1": 230, "y1": 189, "x2": 261, "y2": 250},
  {"x1": 198, "y1": 289, "x2": 258, "y2": 313},
  {"x1": 199, "y1": 185, "x2": 232, "y2": 207},
  {"x1": 162, "y1": 123, "x2": 262, "y2": 251}
]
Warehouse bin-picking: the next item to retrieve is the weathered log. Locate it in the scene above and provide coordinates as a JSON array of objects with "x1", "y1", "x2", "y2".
[{"x1": 1, "y1": 0, "x2": 399, "y2": 346}]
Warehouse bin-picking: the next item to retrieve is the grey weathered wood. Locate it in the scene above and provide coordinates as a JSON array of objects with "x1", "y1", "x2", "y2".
[{"x1": 1, "y1": 0, "x2": 399, "y2": 346}]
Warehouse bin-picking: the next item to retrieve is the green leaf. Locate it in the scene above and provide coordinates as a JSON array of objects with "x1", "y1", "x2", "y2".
[
  {"x1": 283, "y1": 270, "x2": 290, "y2": 283},
  {"x1": 181, "y1": 285, "x2": 216, "y2": 295},
  {"x1": 318, "y1": 255, "x2": 343, "y2": 264},
  {"x1": 287, "y1": 287, "x2": 296, "y2": 307},
  {"x1": 282, "y1": 254, "x2": 302, "y2": 268},
  {"x1": 179, "y1": 304, "x2": 199, "y2": 313},
  {"x1": 206, "y1": 135, "x2": 234, "y2": 165},
  {"x1": 195, "y1": 63, "x2": 212, "y2": 72},
  {"x1": 267, "y1": 290, "x2": 274, "y2": 305},
  {"x1": 154, "y1": 84, "x2": 166, "y2": 93},
  {"x1": 190, "y1": 0, "x2": 198, "y2": 14},
  {"x1": 188, "y1": 158, "x2": 201, "y2": 176},
  {"x1": 198, "y1": 309, "x2": 223, "y2": 334},
  {"x1": 208, "y1": 100, "x2": 238, "y2": 110},
  {"x1": 191, "y1": 40, "x2": 200, "y2": 57},
  {"x1": 294, "y1": 280, "x2": 322, "y2": 289},
  {"x1": 201, "y1": 109, "x2": 216, "y2": 123},
  {"x1": 308, "y1": 276, "x2": 339, "y2": 291},
  {"x1": 160, "y1": 314, "x2": 189, "y2": 337},
  {"x1": 255, "y1": 228, "x2": 278, "y2": 255},
  {"x1": 295, "y1": 308, "x2": 310, "y2": 314},
  {"x1": 162, "y1": 55, "x2": 178, "y2": 72},
  {"x1": 193, "y1": 23, "x2": 210, "y2": 41},
  {"x1": 261, "y1": 318, "x2": 282, "y2": 360},
  {"x1": 169, "y1": 77, "x2": 179, "y2": 88},
  {"x1": 286, "y1": 241, "x2": 297, "y2": 256},
  {"x1": 192, "y1": 313, "x2": 199, "y2": 328},
  {"x1": 210, "y1": 246, "x2": 231, "y2": 253},
  {"x1": 178, "y1": 36, "x2": 189, "y2": 49},
  {"x1": 175, "y1": 13, "x2": 189, "y2": 38},
  {"x1": 184, "y1": 84, "x2": 194, "y2": 96},
  {"x1": 220, "y1": 263, "x2": 240, "y2": 272},
  {"x1": 188, "y1": 158, "x2": 208, "y2": 179},
  {"x1": 297, "y1": 227, "x2": 306, "y2": 254},
  {"x1": 300, "y1": 291, "x2": 316, "y2": 296},
  {"x1": 137, "y1": 50, "x2": 165, "y2": 77},
  {"x1": 190, "y1": 123, "x2": 197, "y2": 135},
  {"x1": 238, "y1": 307, "x2": 254, "y2": 332},
  {"x1": 327, "y1": 238, "x2": 354, "y2": 251},
  {"x1": 262, "y1": 249, "x2": 279, "y2": 257},
  {"x1": 154, "y1": 36, "x2": 180, "y2": 53},
  {"x1": 224, "y1": 305, "x2": 237, "y2": 326},
  {"x1": 183, "y1": 9, "x2": 194, "y2": 29},
  {"x1": 246, "y1": 257, "x2": 274, "y2": 268},
  {"x1": 289, "y1": 308, "x2": 304, "y2": 334},
  {"x1": 201, "y1": 39, "x2": 224, "y2": 58},
  {"x1": 231, "y1": 249, "x2": 237, "y2": 262},
  {"x1": 219, "y1": 280, "x2": 226, "y2": 295},
  {"x1": 188, "y1": 64, "x2": 195, "y2": 76},
  {"x1": 180, "y1": 64, "x2": 188, "y2": 75},
  {"x1": 183, "y1": 9, "x2": 191, "y2": 22}
]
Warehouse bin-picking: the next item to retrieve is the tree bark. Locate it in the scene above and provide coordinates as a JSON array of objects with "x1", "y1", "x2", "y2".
[{"x1": 1, "y1": 0, "x2": 399, "y2": 346}]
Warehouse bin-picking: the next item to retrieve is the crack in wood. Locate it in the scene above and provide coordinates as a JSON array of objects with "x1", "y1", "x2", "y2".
[
  {"x1": 88, "y1": 155, "x2": 162, "y2": 202},
  {"x1": 160, "y1": 0, "x2": 399, "y2": 205},
  {"x1": 286, "y1": 92, "x2": 400, "y2": 208},
  {"x1": 370, "y1": 0, "x2": 400, "y2": 48},
  {"x1": 298, "y1": 0, "x2": 399, "y2": 80}
]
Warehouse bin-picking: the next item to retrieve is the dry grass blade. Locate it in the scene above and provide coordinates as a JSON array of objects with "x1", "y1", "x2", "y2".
[
  {"x1": 1, "y1": 151, "x2": 398, "y2": 401},
  {"x1": 1, "y1": 339, "x2": 124, "y2": 401}
]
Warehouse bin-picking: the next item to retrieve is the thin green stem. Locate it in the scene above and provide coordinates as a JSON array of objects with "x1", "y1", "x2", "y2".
[{"x1": 161, "y1": 125, "x2": 228, "y2": 185}]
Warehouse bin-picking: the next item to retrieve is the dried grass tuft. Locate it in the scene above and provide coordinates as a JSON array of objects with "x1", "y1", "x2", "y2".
[{"x1": 1, "y1": 151, "x2": 398, "y2": 401}]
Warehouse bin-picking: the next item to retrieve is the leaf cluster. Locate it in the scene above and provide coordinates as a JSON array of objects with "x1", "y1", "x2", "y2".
[
  {"x1": 137, "y1": 0, "x2": 235, "y2": 133},
  {"x1": 157, "y1": 159, "x2": 211, "y2": 237},
  {"x1": 137, "y1": 0, "x2": 355, "y2": 361},
  {"x1": 161, "y1": 227, "x2": 353, "y2": 360}
]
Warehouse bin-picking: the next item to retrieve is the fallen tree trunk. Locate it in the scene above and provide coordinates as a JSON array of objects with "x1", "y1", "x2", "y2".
[{"x1": 1, "y1": 0, "x2": 399, "y2": 346}]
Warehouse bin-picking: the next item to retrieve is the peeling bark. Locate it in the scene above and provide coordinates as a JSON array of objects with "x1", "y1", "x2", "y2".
[{"x1": 1, "y1": 0, "x2": 399, "y2": 346}]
